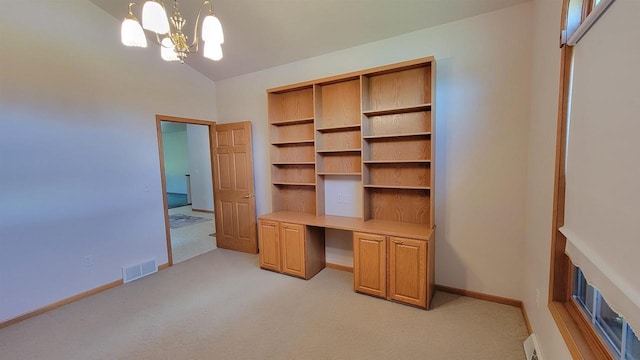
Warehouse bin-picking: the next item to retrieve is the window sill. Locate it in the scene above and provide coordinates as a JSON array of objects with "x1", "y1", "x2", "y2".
[{"x1": 549, "y1": 300, "x2": 615, "y2": 360}]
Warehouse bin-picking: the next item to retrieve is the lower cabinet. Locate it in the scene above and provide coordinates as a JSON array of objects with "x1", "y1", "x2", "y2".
[
  {"x1": 258, "y1": 220, "x2": 325, "y2": 280},
  {"x1": 258, "y1": 220, "x2": 281, "y2": 272},
  {"x1": 388, "y1": 236, "x2": 427, "y2": 308},
  {"x1": 258, "y1": 220, "x2": 434, "y2": 309},
  {"x1": 353, "y1": 232, "x2": 434, "y2": 309},
  {"x1": 353, "y1": 232, "x2": 387, "y2": 298},
  {"x1": 280, "y1": 222, "x2": 306, "y2": 278}
]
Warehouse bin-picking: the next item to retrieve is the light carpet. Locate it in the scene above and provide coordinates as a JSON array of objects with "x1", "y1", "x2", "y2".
[{"x1": 0, "y1": 249, "x2": 528, "y2": 359}]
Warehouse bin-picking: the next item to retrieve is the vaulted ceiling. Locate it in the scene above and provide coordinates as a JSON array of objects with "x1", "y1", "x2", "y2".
[{"x1": 90, "y1": 0, "x2": 529, "y2": 81}]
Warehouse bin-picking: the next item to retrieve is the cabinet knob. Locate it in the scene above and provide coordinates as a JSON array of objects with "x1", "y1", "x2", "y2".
[{"x1": 393, "y1": 240, "x2": 404, "y2": 245}]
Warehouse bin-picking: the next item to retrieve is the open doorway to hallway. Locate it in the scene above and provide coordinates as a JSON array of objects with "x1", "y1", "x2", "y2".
[{"x1": 160, "y1": 120, "x2": 216, "y2": 264}]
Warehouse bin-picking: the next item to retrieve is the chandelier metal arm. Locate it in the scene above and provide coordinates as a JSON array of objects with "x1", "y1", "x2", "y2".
[
  {"x1": 189, "y1": 0, "x2": 214, "y2": 53},
  {"x1": 155, "y1": 31, "x2": 168, "y2": 47},
  {"x1": 127, "y1": 2, "x2": 140, "y2": 16}
]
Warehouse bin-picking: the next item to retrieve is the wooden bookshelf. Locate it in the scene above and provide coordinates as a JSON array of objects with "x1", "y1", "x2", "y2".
[
  {"x1": 314, "y1": 78, "x2": 362, "y2": 183},
  {"x1": 268, "y1": 86, "x2": 317, "y2": 215},
  {"x1": 267, "y1": 58, "x2": 434, "y2": 226},
  {"x1": 265, "y1": 57, "x2": 436, "y2": 309}
]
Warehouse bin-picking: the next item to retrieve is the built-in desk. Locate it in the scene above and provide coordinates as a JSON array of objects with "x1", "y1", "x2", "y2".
[
  {"x1": 257, "y1": 211, "x2": 435, "y2": 309},
  {"x1": 259, "y1": 211, "x2": 434, "y2": 240}
]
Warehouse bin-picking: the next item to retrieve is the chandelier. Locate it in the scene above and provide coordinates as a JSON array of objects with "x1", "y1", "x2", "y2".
[{"x1": 120, "y1": 0, "x2": 224, "y2": 63}]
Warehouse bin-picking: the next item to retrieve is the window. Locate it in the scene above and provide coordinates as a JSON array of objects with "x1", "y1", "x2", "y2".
[
  {"x1": 548, "y1": 0, "x2": 640, "y2": 359},
  {"x1": 573, "y1": 268, "x2": 640, "y2": 360}
]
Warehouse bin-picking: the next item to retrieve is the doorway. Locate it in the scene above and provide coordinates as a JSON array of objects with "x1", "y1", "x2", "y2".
[{"x1": 156, "y1": 115, "x2": 217, "y2": 265}]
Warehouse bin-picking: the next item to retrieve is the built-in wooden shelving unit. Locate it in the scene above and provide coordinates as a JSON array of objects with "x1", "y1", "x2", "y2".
[
  {"x1": 267, "y1": 57, "x2": 435, "y2": 227},
  {"x1": 263, "y1": 57, "x2": 437, "y2": 309},
  {"x1": 268, "y1": 86, "x2": 317, "y2": 214}
]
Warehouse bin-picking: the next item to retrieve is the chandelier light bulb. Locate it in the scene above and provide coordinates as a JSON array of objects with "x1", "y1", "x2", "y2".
[
  {"x1": 203, "y1": 41, "x2": 223, "y2": 61},
  {"x1": 161, "y1": 37, "x2": 180, "y2": 61},
  {"x1": 202, "y1": 15, "x2": 224, "y2": 44},
  {"x1": 142, "y1": 1, "x2": 170, "y2": 34},
  {"x1": 121, "y1": 18, "x2": 147, "y2": 48}
]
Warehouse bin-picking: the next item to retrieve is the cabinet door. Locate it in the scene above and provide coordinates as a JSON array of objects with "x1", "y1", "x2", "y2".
[
  {"x1": 388, "y1": 236, "x2": 427, "y2": 308},
  {"x1": 353, "y1": 232, "x2": 387, "y2": 298},
  {"x1": 280, "y1": 222, "x2": 306, "y2": 278},
  {"x1": 258, "y1": 220, "x2": 281, "y2": 272}
]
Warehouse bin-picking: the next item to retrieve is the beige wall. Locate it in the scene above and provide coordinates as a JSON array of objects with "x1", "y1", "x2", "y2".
[
  {"x1": 522, "y1": 0, "x2": 572, "y2": 357},
  {"x1": 216, "y1": 3, "x2": 533, "y2": 301},
  {"x1": 0, "y1": 0, "x2": 217, "y2": 322}
]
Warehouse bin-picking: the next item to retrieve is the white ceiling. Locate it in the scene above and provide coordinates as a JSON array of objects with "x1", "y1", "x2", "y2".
[{"x1": 90, "y1": 0, "x2": 529, "y2": 81}]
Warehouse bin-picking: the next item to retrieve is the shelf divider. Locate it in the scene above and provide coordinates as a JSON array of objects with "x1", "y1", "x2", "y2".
[
  {"x1": 317, "y1": 149, "x2": 362, "y2": 154},
  {"x1": 271, "y1": 117, "x2": 314, "y2": 126},
  {"x1": 316, "y1": 124, "x2": 361, "y2": 133},
  {"x1": 363, "y1": 132, "x2": 431, "y2": 140},
  {"x1": 272, "y1": 162, "x2": 315, "y2": 165},
  {"x1": 317, "y1": 172, "x2": 362, "y2": 176},
  {"x1": 364, "y1": 184, "x2": 430, "y2": 190},
  {"x1": 362, "y1": 104, "x2": 431, "y2": 117},
  {"x1": 364, "y1": 160, "x2": 430, "y2": 164},
  {"x1": 273, "y1": 181, "x2": 316, "y2": 186}
]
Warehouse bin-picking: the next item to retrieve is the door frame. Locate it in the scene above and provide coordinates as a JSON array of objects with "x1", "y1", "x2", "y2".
[{"x1": 155, "y1": 114, "x2": 217, "y2": 267}]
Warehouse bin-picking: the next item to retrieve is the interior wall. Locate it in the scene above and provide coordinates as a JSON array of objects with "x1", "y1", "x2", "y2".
[
  {"x1": 215, "y1": 3, "x2": 533, "y2": 300},
  {"x1": 523, "y1": 0, "x2": 639, "y2": 358},
  {"x1": 186, "y1": 124, "x2": 214, "y2": 211},
  {"x1": 162, "y1": 127, "x2": 190, "y2": 194},
  {"x1": 521, "y1": 0, "x2": 572, "y2": 358},
  {"x1": 0, "y1": 0, "x2": 217, "y2": 322}
]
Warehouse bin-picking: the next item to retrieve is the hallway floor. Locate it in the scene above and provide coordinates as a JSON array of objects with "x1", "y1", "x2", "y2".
[{"x1": 168, "y1": 206, "x2": 216, "y2": 264}]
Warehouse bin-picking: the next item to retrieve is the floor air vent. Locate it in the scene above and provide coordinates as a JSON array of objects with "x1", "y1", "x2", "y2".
[
  {"x1": 524, "y1": 334, "x2": 542, "y2": 360},
  {"x1": 123, "y1": 258, "x2": 157, "y2": 283}
]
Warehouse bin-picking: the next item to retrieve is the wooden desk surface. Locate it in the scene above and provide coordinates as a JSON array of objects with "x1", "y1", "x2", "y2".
[{"x1": 258, "y1": 211, "x2": 434, "y2": 241}]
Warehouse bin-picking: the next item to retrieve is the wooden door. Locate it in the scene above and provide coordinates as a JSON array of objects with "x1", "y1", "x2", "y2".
[
  {"x1": 258, "y1": 220, "x2": 281, "y2": 272},
  {"x1": 212, "y1": 121, "x2": 258, "y2": 254},
  {"x1": 388, "y1": 236, "x2": 427, "y2": 308},
  {"x1": 280, "y1": 222, "x2": 306, "y2": 278},
  {"x1": 353, "y1": 232, "x2": 387, "y2": 298}
]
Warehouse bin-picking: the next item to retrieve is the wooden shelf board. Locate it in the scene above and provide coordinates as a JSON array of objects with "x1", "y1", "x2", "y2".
[
  {"x1": 364, "y1": 185, "x2": 430, "y2": 190},
  {"x1": 273, "y1": 182, "x2": 316, "y2": 186},
  {"x1": 316, "y1": 124, "x2": 361, "y2": 133},
  {"x1": 364, "y1": 160, "x2": 430, "y2": 164},
  {"x1": 363, "y1": 132, "x2": 431, "y2": 140},
  {"x1": 258, "y1": 211, "x2": 434, "y2": 241},
  {"x1": 317, "y1": 149, "x2": 362, "y2": 154},
  {"x1": 271, "y1": 117, "x2": 314, "y2": 126},
  {"x1": 362, "y1": 104, "x2": 431, "y2": 117},
  {"x1": 272, "y1": 140, "x2": 315, "y2": 146},
  {"x1": 317, "y1": 173, "x2": 362, "y2": 176},
  {"x1": 267, "y1": 57, "x2": 434, "y2": 93},
  {"x1": 272, "y1": 162, "x2": 315, "y2": 166},
  {"x1": 316, "y1": 75, "x2": 361, "y2": 86}
]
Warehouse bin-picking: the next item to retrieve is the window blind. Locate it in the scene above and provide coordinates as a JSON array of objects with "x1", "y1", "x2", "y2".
[{"x1": 559, "y1": 0, "x2": 639, "y2": 334}]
